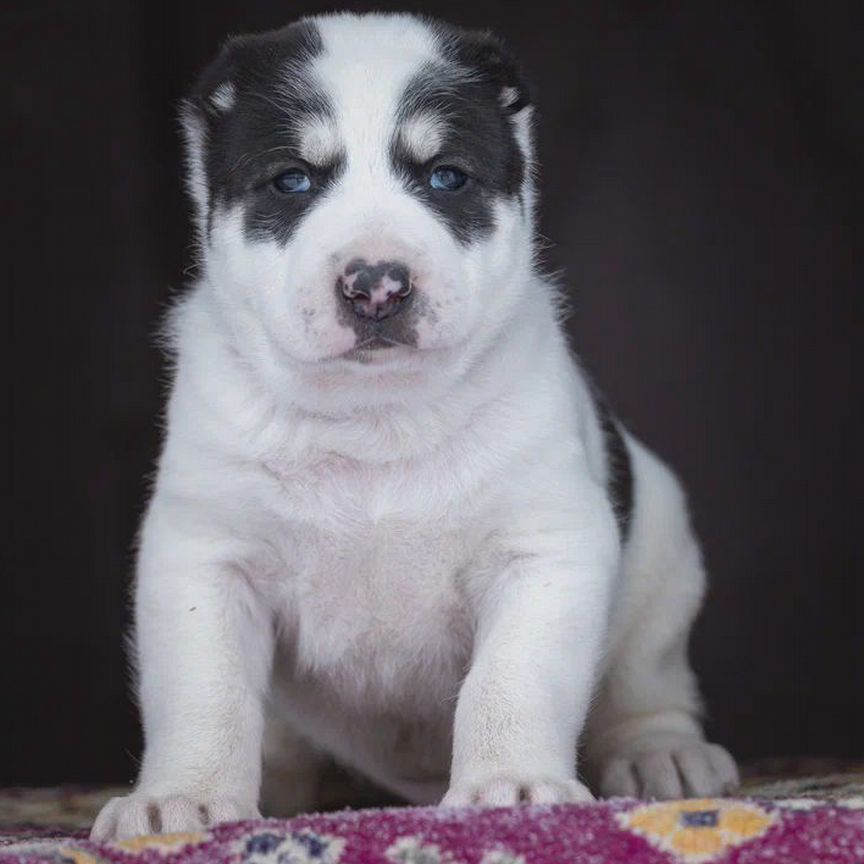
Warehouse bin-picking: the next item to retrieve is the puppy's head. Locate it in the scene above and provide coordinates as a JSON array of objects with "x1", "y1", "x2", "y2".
[{"x1": 182, "y1": 13, "x2": 536, "y2": 392}]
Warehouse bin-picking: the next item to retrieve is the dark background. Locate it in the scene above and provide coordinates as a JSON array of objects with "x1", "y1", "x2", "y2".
[{"x1": 4, "y1": 0, "x2": 862, "y2": 785}]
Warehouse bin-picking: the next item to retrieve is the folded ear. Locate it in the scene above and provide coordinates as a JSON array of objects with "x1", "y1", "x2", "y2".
[
  {"x1": 439, "y1": 26, "x2": 532, "y2": 116},
  {"x1": 178, "y1": 37, "x2": 244, "y2": 240}
]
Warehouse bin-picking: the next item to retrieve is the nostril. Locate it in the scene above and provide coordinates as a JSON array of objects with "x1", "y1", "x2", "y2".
[
  {"x1": 387, "y1": 264, "x2": 412, "y2": 297},
  {"x1": 353, "y1": 270, "x2": 373, "y2": 297},
  {"x1": 339, "y1": 272, "x2": 370, "y2": 301}
]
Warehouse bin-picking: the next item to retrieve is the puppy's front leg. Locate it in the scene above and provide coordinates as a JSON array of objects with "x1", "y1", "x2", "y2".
[
  {"x1": 91, "y1": 499, "x2": 272, "y2": 840},
  {"x1": 443, "y1": 522, "x2": 616, "y2": 807}
]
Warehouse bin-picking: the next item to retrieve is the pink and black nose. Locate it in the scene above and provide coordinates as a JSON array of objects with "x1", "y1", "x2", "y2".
[{"x1": 338, "y1": 259, "x2": 413, "y2": 321}]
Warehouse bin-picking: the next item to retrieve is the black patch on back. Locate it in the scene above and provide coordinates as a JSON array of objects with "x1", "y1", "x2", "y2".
[
  {"x1": 184, "y1": 20, "x2": 343, "y2": 246},
  {"x1": 390, "y1": 23, "x2": 532, "y2": 245},
  {"x1": 593, "y1": 395, "x2": 634, "y2": 540}
]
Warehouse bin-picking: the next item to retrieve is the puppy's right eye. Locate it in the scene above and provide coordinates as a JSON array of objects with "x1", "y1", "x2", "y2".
[
  {"x1": 429, "y1": 165, "x2": 468, "y2": 191},
  {"x1": 272, "y1": 169, "x2": 312, "y2": 194}
]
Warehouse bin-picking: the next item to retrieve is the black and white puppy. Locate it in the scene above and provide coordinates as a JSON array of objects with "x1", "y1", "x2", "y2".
[{"x1": 92, "y1": 12, "x2": 737, "y2": 840}]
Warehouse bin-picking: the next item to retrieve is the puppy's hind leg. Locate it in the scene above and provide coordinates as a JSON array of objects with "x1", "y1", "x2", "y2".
[
  {"x1": 260, "y1": 715, "x2": 326, "y2": 818},
  {"x1": 583, "y1": 441, "x2": 738, "y2": 800}
]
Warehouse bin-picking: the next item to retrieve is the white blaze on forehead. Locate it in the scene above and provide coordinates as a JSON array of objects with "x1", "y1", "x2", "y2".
[
  {"x1": 311, "y1": 14, "x2": 440, "y2": 176},
  {"x1": 399, "y1": 112, "x2": 446, "y2": 163}
]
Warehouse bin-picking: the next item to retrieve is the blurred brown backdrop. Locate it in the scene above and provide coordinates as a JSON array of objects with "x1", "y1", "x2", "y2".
[{"x1": 4, "y1": 0, "x2": 862, "y2": 784}]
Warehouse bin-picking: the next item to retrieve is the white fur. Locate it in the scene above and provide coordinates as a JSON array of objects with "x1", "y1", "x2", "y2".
[
  {"x1": 210, "y1": 81, "x2": 236, "y2": 112},
  {"x1": 92, "y1": 13, "x2": 736, "y2": 841},
  {"x1": 400, "y1": 112, "x2": 447, "y2": 163}
]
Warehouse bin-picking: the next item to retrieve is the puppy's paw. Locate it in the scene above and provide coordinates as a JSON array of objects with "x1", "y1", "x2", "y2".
[
  {"x1": 441, "y1": 774, "x2": 594, "y2": 807},
  {"x1": 90, "y1": 792, "x2": 260, "y2": 841},
  {"x1": 599, "y1": 736, "x2": 738, "y2": 800}
]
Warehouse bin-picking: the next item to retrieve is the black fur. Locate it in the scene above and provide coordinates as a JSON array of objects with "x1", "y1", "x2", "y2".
[
  {"x1": 391, "y1": 24, "x2": 531, "y2": 245},
  {"x1": 184, "y1": 20, "x2": 342, "y2": 246},
  {"x1": 594, "y1": 397, "x2": 634, "y2": 540},
  {"x1": 185, "y1": 17, "x2": 531, "y2": 248}
]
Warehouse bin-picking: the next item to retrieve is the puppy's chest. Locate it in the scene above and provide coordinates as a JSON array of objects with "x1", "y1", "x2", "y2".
[{"x1": 265, "y1": 454, "x2": 486, "y2": 704}]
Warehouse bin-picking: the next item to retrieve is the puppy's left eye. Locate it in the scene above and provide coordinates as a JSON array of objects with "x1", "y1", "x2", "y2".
[
  {"x1": 273, "y1": 168, "x2": 312, "y2": 194},
  {"x1": 430, "y1": 166, "x2": 468, "y2": 191}
]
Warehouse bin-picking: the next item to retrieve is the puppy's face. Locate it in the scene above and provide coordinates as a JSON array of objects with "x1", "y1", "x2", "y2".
[{"x1": 183, "y1": 14, "x2": 535, "y2": 381}]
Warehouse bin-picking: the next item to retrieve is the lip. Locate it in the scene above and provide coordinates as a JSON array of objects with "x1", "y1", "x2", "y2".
[
  {"x1": 354, "y1": 334, "x2": 406, "y2": 350},
  {"x1": 340, "y1": 336, "x2": 413, "y2": 364}
]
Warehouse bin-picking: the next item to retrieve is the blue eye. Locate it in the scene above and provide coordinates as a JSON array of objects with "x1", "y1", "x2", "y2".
[
  {"x1": 273, "y1": 168, "x2": 312, "y2": 194},
  {"x1": 430, "y1": 166, "x2": 468, "y2": 191}
]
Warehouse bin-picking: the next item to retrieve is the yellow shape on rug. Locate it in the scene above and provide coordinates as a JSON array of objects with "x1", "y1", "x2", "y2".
[
  {"x1": 619, "y1": 798, "x2": 775, "y2": 863},
  {"x1": 117, "y1": 831, "x2": 207, "y2": 853}
]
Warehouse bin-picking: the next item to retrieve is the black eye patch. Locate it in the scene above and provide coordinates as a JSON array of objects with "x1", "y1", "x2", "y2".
[
  {"x1": 184, "y1": 20, "x2": 345, "y2": 246},
  {"x1": 390, "y1": 27, "x2": 530, "y2": 245}
]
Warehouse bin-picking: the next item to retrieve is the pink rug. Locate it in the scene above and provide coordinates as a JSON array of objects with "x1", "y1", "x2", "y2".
[{"x1": 2, "y1": 796, "x2": 862, "y2": 864}]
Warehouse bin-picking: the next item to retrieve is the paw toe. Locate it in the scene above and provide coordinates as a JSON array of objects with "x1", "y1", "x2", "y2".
[
  {"x1": 636, "y1": 751, "x2": 683, "y2": 800},
  {"x1": 443, "y1": 776, "x2": 593, "y2": 808},
  {"x1": 531, "y1": 779, "x2": 594, "y2": 805},
  {"x1": 90, "y1": 793, "x2": 259, "y2": 841},
  {"x1": 598, "y1": 739, "x2": 738, "y2": 800},
  {"x1": 156, "y1": 796, "x2": 207, "y2": 833},
  {"x1": 113, "y1": 796, "x2": 159, "y2": 839},
  {"x1": 599, "y1": 758, "x2": 638, "y2": 798}
]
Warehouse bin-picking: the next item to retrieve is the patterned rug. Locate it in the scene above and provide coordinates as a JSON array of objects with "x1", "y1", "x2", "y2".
[{"x1": 1, "y1": 764, "x2": 861, "y2": 864}]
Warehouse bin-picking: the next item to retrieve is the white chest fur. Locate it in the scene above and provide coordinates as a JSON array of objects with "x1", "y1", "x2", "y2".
[{"x1": 262, "y1": 449, "x2": 488, "y2": 713}]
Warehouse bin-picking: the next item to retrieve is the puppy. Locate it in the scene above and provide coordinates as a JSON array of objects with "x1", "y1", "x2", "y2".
[{"x1": 92, "y1": 12, "x2": 737, "y2": 841}]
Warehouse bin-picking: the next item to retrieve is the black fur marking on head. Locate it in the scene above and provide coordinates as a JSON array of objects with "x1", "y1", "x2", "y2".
[
  {"x1": 593, "y1": 395, "x2": 634, "y2": 540},
  {"x1": 184, "y1": 20, "x2": 344, "y2": 246},
  {"x1": 390, "y1": 23, "x2": 532, "y2": 245}
]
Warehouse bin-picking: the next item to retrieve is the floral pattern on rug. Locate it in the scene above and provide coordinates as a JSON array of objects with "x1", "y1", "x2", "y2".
[
  {"x1": 618, "y1": 799, "x2": 776, "y2": 862},
  {"x1": 239, "y1": 828, "x2": 346, "y2": 864},
  {"x1": 0, "y1": 796, "x2": 862, "y2": 864}
]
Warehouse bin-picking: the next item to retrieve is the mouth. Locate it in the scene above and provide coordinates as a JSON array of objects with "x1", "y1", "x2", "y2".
[
  {"x1": 356, "y1": 334, "x2": 409, "y2": 350},
  {"x1": 340, "y1": 334, "x2": 413, "y2": 363}
]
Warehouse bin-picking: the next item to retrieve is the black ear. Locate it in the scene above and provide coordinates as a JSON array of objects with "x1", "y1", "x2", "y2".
[
  {"x1": 179, "y1": 34, "x2": 268, "y2": 236},
  {"x1": 186, "y1": 37, "x2": 242, "y2": 116},
  {"x1": 437, "y1": 25, "x2": 532, "y2": 115},
  {"x1": 184, "y1": 21, "x2": 323, "y2": 119},
  {"x1": 177, "y1": 38, "x2": 244, "y2": 235}
]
